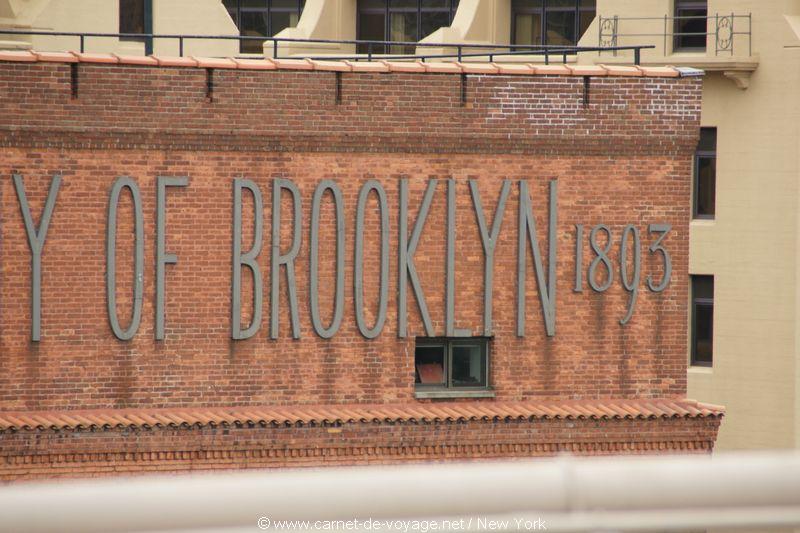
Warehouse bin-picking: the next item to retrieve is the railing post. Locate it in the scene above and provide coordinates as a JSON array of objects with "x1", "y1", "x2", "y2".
[
  {"x1": 634, "y1": 47, "x2": 640, "y2": 65},
  {"x1": 663, "y1": 14, "x2": 667, "y2": 55},
  {"x1": 80, "y1": 34, "x2": 85, "y2": 53},
  {"x1": 273, "y1": 39, "x2": 278, "y2": 59},
  {"x1": 715, "y1": 12, "x2": 719, "y2": 55},
  {"x1": 179, "y1": 36, "x2": 184, "y2": 57},
  {"x1": 457, "y1": 45, "x2": 462, "y2": 62},
  {"x1": 368, "y1": 42, "x2": 372, "y2": 62}
]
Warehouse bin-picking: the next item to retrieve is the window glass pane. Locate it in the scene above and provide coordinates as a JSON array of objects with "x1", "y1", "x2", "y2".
[
  {"x1": 580, "y1": 0, "x2": 596, "y2": 6},
  {"x1": 358, "y1": 12, "x2": 386, "y2": 53},
  {"x1": 240, "y1": 11, "x2": 268, "y2": 53},
  {"x1": 698, "y1": 127, "x2": 717, "y2": 151},
  {"x1": 272, "y1": 0, "x2": 299, "y2": 8},
  {"x1": 545, "y1": 10, "x2": 576, "y2": 45},
  {"x1": 119, "y1": 0, "x2": 145, "y2": 34},
  {"x1": 361, "y1": 0, "x2": 386, "y2": 9},
  {"x1": 579, "y1": 10, "x2": 594, "y2": 39},
  {"x1": 696, "y1": 156, "x2": 716, "y2": 217},
  {"x1": 223, "y1": 0, "x2": 238, "y2": 10},
  {"x1": 674, "y1": 7, "x2": 707, "y2": 49},
  {"x1": 421, "y1": 0, "x2": 449, "y2": 7},
  {"x1": 547, "y1": 0, "x2": 576, "y2": 7},
  {"x1": 389, "y1": 11, "x2": 417, "y2": 54},
  {"x1": 514, "y1": 0, "x2": 543, "y2": 8},
  {"x1": 271, "y1": 11, "x2": 300, "y2": 35},
  {"x1": 421, "y1": 11, "x2": 450, "y2": 39},
  {"x1": 241, "y1": 0, "x2": 267, "y2": 7},
  {"x1": 514, "y1": 13, "x2": 542, "y2": 45},
  {"x1": 693, "y1": 303, "x2": 713, "y2": 364},
  {"x1": 451, "y1": 344, "x2": 486, "y2": 387},
  {"x1": 693, "y1": 275, "x2": 714, "y2": 300},
  {"x1": 391, "y1": 0, "x2": 417, "y2": 7},
  {"x1": 415, "y1": 345, "x2": 445, "y2": 385}
]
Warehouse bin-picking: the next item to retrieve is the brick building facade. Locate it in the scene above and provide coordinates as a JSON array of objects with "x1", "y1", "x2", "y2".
[{"x1": 0, "y1": 52, "x2": 722, "y2": 480}]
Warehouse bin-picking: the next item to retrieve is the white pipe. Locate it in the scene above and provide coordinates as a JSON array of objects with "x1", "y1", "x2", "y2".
[{"x1": 0, "y1": 452, "x2": 799, "y2": 533}]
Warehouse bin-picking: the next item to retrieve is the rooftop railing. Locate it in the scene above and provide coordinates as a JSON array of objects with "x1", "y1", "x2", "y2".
[
  {"x1": 599, "y1": 13, "x2": 752, "y2": 57},
  {"x1": 0, "y1": 29, "x2": 653, "y2": 64}
]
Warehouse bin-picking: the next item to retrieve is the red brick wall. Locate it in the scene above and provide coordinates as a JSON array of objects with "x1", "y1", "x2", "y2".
[
  {"x1": 0, "y1": 416, "x2": 721, "y2": 480},
  {"x1": 0, "y1": 63, "x2": 701, "y2": 411}
]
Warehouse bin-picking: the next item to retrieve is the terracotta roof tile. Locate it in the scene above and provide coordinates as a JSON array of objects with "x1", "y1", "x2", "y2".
[
  {"x1": 113, "y1": 54, "x2": 158, "y2": 66},
  {"x1": 32, "y1": 51, "x2": 78, "y2": 63},
  {"x1": 0, "y1": 50, "x2": 37, "y2": 62},
  {"x1": 70, "y1": 52, "x2": 119, "y2": 64},
  {"x1": 0, "y1": 50, "x2": 687, "y2": 78},
  {"x1": 231, "y1": 57, "x2": 276, "y2": 70},
  {"x1": 0, "y1": 399, "x2": 722, "y2": 432},
  {"x1": 191, "y1": 56, "x2": 238, "y2": 69},
  {"x1": 307, "y1": 59, "x2": 351, "y2": 72}
]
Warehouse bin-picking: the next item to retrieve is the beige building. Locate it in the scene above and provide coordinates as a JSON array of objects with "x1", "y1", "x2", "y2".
[{"x1": 2, "y1": 0, "x2": 799, "y2": 451}]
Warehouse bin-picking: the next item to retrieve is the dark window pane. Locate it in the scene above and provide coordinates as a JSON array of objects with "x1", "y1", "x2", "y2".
[
  {"x1": 691, "y1": 275, "x2": 714, "y2": 366},
  {"x1": 547, "y1": 0, "x2": 576, "y2": 7},
  {"x1": 514, "y1": 13, "x2": 542, "y2": 45},
  {"x1": 696, "y1": 157, "x2": 716, "y2": 217},
  {"x1": 421, "y1": 11, "x2": 450, "y2": 39},
  {"x1": 272, "y1": 0, "x2": 299, "y2": 8},
  {"x1": 693, "y1": 304, "x2": 713, "y2": 365},
  {"x1": 698, "y1": 127, "x2": 717, "y2": 151},
  {"x1": 389, "y1": 11, "x2": 417, "y2": 54},
  {"x1": 391, "y1": 0, "x2": 417, "y2": 7},
  {"x1": 119, "y1": 0, "x2": 145, "y2": 34},
  {"x1": 451, "y1": 344, "x2": 486, "y2": 387},
  {"x1": 415, "y1": 345, "x2": 445, "y2": 385},
  {"x1": 240, "y1": 11, "x2": 268, "y2": 53},
  {"x1": 361, "y1": 0, "x2": 386, "y2": 8},
  {"x1": 580, "y1": 0, "x2": 596, "y2": 6},
  {"x1": 579, "y1": 10, "x2": 594, "y2": 39},
  {"x1": 271, "y1": 11, "x2": 300, "y2": 35},
  {"x1": 545, "y1": 10, "x2": 576, "y2": 45},
  {"x1": 421, "y1": 0, "x2": 449, "y2": 7},
  {"x1": 674, "y1": 6, "x2": 707, "y2": 50},
  {"x1": 223, "y1": 0, "x2": 238, "y2": 10},
  {"x1": 514, "y1": 0, "x2": 543, "y2": 7},
  {"x1": 358, "y1": 12, "x2": 386, "y2": 53},
  {"x1": 241, "y1": 0, "x2": 267, "y2": 7}
]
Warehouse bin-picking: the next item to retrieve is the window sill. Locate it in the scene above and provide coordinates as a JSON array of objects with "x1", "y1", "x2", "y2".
[
  {"x1": 414, "y1": 389, "x2": 496, "y2": 400},
  {"x1": 688, "y1": 365, "x2": 713, "y2": 374}
]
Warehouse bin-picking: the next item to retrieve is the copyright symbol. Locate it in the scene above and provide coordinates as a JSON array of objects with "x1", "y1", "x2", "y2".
[{"x1": 258, "y1": 516, "x2": 271, "y2": 530}]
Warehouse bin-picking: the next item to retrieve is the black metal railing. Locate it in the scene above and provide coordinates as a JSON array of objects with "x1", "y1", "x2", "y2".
[
  {"x1": 0, "y1": 29, "x2": 653, "y2": 65},
  {"x1": 599, "y1": 13, "x2": 752, "y2": 57}
]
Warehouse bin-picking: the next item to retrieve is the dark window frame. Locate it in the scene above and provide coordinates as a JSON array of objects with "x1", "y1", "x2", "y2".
[
  {"x1": 690, "y1": 275, "x2": 714, "y2": 368},
  {"x1": 414, "y1": 337, "x2": 490, "y2": 391},
  {"x1": 673, "y1": 0, "x2": 708, "y2": 52},
  {"x1": 224, "y1": 0, "x2": 306, "y2": 54},
  {"x1": 511, "y1": 0, "x2": 596, "y2": 47},
  {"x1": 356, "y1": 0, "x2": 461, "y2": 55},
  {"x1": 693, "y1": 127, "x2": 717, "y2": 219}
]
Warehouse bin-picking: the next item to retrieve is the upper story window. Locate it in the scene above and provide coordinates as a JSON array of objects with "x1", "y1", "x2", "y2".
[
  {"x1": 119, "y1": 0, "x2": 148, "y2": 37},
  {"x1": 693, "y1": 127, "x2": 716, "y2": 219},
  {"x1": 357, "y1": 0, "x2": 461, "y2": 56},
  {"x1": 690, "y1": 275, "x2": 714, "y2": 367},
  {"x1": 674, "y1": 0, "x2": 707, "y2": 51},
  {"x1": 224, "y1": 0, "x2": 306, "y2": 54},
  {"x1": 415, "y1": 338, "x2": 490, "y2": 397},
  {"x1": 512, "y1": 0, "x2": 596, "y2": 47}
]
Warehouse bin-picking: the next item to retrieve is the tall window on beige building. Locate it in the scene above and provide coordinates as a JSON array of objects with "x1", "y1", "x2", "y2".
[
  {"x1": 693, "y1": 127, "x2": 716, "y2": 219},
  {"x1": 690, "y1": 275, "x2": 714, "y2": 367},
  {"x1": 356, "y1": 1, "x2": 460, "y2": 55},
  {"x1": 224, "y1": 0, "x2": 306, "y2": 54},
  {"x1": 512, "y1": 0, "x2": 595, "y2": 47},
  {"x1": 673, "y1": 0, "x2": 707, "y2": 51},
  {"x1": 119, "y1": 0, "x2": 152, "y2": 53}
]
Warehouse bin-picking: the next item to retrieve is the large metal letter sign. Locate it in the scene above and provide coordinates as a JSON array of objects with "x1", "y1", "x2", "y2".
[
  {"x1": 517, "y1": 180, "x2": 558, "y2": 337},
  {"x1": 155, "y1": 176, "x2": 188, "y2": 340},
  {"x1": 231, "y1": 179, "x2": 263, "y2": 340},
  {"x1": 106, "y1": 177, "x2": 144, "y2": 341},
  {"x1": 354, "y1": 180, "x2": 389, "y2": 339},
  {"x1": 398, "y1": 179, "x2": 437, "y2": 338},
  {"x1": 469, "y1": 179, "x2": 510, "y2": 336},
  {"x1": 270, "y1": 179, "x2": 302, "y2": 339},
  {"x1": 445, "y1": 179, "x2": 470, "y2": 337},
  {"x1": 309, "y1": 180, "x2": 345, "y2": 339},
  {"x1": 12, "y1": 173, "x2": 61, "y2": 342}
]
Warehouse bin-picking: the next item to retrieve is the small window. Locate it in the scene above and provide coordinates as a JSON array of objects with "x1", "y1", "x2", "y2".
[
  {"x1": 224, "y1": 0, "x2": 305, "y2": 54},
  {"x1": 674, "y1": 0, "x2": 707, "y2": 51},
  {"x1": 356, "y1": 0, "x2": 461, "y2": 55},
  {"x1": 415, "y1": 338, "x2": 489, "y2": 390},
  {"x1": 691, "y1": 275, "x2": 714, "y2": 367},
  {"x1": 693, "y1": 127, "x2": 716, "y2": 219},
  {"x1": 119, "y1": 0, "x2": 147, "y2": 36},
  {"x1": 512, "y1": 0, "x2": 596, "y2": 47}
]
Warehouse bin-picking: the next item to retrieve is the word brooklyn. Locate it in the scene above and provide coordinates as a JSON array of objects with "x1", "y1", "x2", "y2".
[{"x1": 11, "y1": 174, "x2": 672, "y2": 342}]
